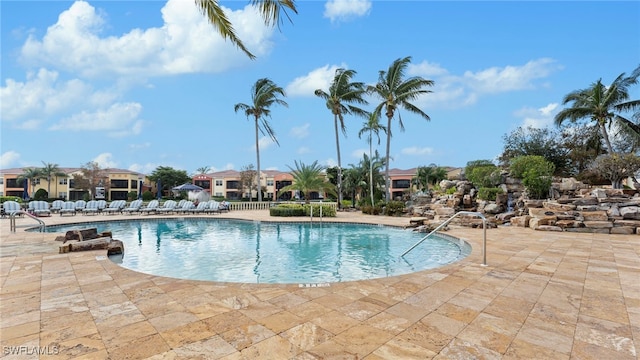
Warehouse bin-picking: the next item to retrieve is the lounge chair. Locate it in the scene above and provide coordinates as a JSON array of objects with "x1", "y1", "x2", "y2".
[
  {"x1": 140, "y1": 199, "x2": 159, "y2": 215},
  {"x1": 74, "y1": 200, "x2": 87, "y2": 213},
  {"x1": 103, "y1": 200, "x2": 126, "y2": 214},
  {"x1": 96, "y1": 200, "x2": 108, "y2": 212},
  {"x1": 177, "y1": 201, "x2": 195, "y2": 214},
  {"x1": 83, "y1": 200, "x2": 100, "y2": 215},
  {"x1": 51, "y1": 200, "x2": 64, "y2": 213},
  {"x1": 29, "y1": 201, "x2": 51, "y2": 217},
  {"x1": 219, "y1": 201, "x2": 230, "y2": 212},
  {"x1": 59, "y1": 201, "x2": 77, "y2": 216},
  {"x1": 176, "y1": 200, "x2": 188, "y2": 210},
  {"x1": 206, "y1": 200, "x2": 220, "y2": 214},
  {"x1": 122, "y1": 199, "x2": 143, "y2": 214},
  {"x1": 156, "y1": 200, "x2": 177, "y2": 214},
  {"x1": 188, "y1": 201, "x2": 207, "y2": 214},
  {"x1": 2, "y1": 201, "x2": 22, "y2": 217}
]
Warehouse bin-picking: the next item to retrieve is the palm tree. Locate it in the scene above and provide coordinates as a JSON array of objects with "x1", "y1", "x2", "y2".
[
  {"x1": 368, "y1": 56, "x2": 435, "y2": 202},
  {"x1": 235, "y1": 78, "x2": 288, "y2": 202},
  {"x1": 555, "y1": 65, "x2": 640, "y2": 154},
  {"x1": 17, "y1": 167, "x2": 42, "y2": 199},
  {"x1": 413, "y1": 165, "x2": 434, "y2": 192},
  {"x1": 195, "y1": 0, "x2": 297, "y2": 60},
  {"x1": 278, "y1": 160, "x2": 336, "y2": 204},
  {"x1": 358, "y1": 113, "x2": 387, "y2": 206},
  {"x1": 195, "y1": 166, "x2": 211, "y2": 174},
  {"x1": 315, "y1": 68, "x2": 369, "y2": 208},
  {"x1": 40, "y1": 162, "x2": 66, "y2": 198}
]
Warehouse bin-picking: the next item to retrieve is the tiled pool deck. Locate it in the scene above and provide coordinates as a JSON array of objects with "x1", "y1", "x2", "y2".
[{"x1": 1, "y1": 211, "x2": 638, "y2": 359}]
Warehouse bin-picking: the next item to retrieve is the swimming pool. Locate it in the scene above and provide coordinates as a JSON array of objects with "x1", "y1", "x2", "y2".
[{"x1": 45, "y1": 219, "x2": 471, "y2": 284}]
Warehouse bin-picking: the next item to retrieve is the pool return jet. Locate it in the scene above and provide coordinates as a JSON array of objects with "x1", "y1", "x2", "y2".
[{"x1": 401, "y1": 211, "x2": 488, "y2": 266}]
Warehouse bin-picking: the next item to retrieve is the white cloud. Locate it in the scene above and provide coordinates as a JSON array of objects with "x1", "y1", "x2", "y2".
[
  {"x1": 253, "y1": 136, "x2": 276, "y2": 151},
  {"x1": 324, "y1": 0, "x2": 371, "y2": 22},
  {"x1": 351, "y1": 148, "x2": 367, "y2": 159},
  {"x1": 324, "y1": 158, "x2": 337, "y2": 167},
  {"x1": 462, "y1": 58, "x2": 561, "y2": 93},
  {"x1": 411, "y1": 58, "x2": 561, "y2": 109},
  {"x1": 401, "y1": 146, "x2": 433, "y2": 156},
  {"x1": 0, "y1": 151, "x2": 21, "y2": 168},
  {"x1": 49, "y1": 102, "x2": 144, "y2": 137},
  {"x1": 514, "y1": 103, "x2": 559, "y2": 129},
  {"x1": 286, "y1": 64, "x2": 345, "y2": 97},
  {"x1": 290, "y1": 123, "x2": 310, "y2": 138},
  {"x1": 129, "y1": 142, "x2": 151, "y2": 150},
  {"x1": 297, "y1": 146, "x2": 311, "y2": 154},
  {"x1": 20, "y1": 0, "x2": 274, "y2": 79},
  {"x1": 128, "y1": 162, "x2": 157, "y2": 174},
  {"x1": 408, "y1": 61, "x2": 448, "y2": 77},
  {"x1": 93, "y1": 153, "x2": 117, "y2": 168}
]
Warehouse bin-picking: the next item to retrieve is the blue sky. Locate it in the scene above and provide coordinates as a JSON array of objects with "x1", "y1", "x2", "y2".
[{"x1": 1, "y1": 1, "x2": 639, "y2": 175}]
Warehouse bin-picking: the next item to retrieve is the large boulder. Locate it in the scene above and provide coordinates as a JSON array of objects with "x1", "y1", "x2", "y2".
[{"x1": 620, "y1": 206, "x2": 640, "y2": 220}]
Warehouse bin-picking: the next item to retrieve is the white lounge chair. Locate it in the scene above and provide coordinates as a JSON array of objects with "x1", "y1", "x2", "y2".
[
  {"x1": 140, "y1": 200, "x2": 159, "y2": 215},
  {"x1": 122, "y1": 199, "x2": 143, "y2": 214},
  {"x1": 2, "y1": 201, "x2": 22, "y2": 217},
  {"x1": 51, "y1": 200, "x2": 64, "y2": 213},
  {"x1": 156, "y1": 200, "x2": 177, "y2": 214},
  {"x1": 59, "y1": 201, "x2": 77, "y2": 216},
  {"x1": 29, "y1": 201, "x2": 51, "y2": 217},
  {"x1": 96, "y1": 200, "x2": 108, "y2": 212},
  {"x1": 103, "y1": 200, "x2": 126, "y2": 214},
  {"x1": 74, "y1": 200, "x2": 87, "y2": 213},
  {"x1": 83, "y1": 200, "x2": 100, "y2": 215},
  {"x1": 206, "y1": 200, "x2": 220, "y2": 214},
  {"x1": 177, "y1": 201, "x2": 196, "y2": 214},
  {"x1": 188, "y1": 201, "x2": 207, "y2": 214}
]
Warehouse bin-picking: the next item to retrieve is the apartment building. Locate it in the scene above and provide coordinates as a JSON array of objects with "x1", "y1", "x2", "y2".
[
  {"x1": 0, "y1": 168, "x2": 147, "y2": 201},
  {"x1": 193, "y1": 169, "x2": 296, "y2": 201}
]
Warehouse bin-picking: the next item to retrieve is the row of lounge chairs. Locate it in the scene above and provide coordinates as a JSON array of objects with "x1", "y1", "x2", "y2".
[{"x1": 1, "y1": 199, "x2": 230, "y2": 218}]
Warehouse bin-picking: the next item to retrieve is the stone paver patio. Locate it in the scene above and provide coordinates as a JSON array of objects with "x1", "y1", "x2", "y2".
[{"x1": 1, "y1": 210, "x2": 638, "y2": 359}]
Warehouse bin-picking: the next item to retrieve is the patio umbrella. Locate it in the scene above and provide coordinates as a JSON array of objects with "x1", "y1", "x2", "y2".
[
  {"x1": 157, "y1": 179, "x2": 162, "y2": 200},
  {"x1": 172, "y1": 183, "x2": 203, "y2": 192},
  {"x1": 22, "y1": 180, "x2": 29, "y2": 200}
]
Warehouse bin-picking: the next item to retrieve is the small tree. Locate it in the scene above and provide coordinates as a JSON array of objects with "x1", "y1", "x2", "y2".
[
  {"x1": 464, "y1": 160, "x2": 501, "y2": 188},
  {"x1": 240, "y1": 164, "x2": 257, "y2": 201},
  {"x1": 72, "y1": 161, "x2": 109, "y2": 199},
  {"x1": 510, "y1": 156, "x2": 555, "y2": 199},
  {"x1": 589, "y1": 154, "x2": 640, "y2": 189}
]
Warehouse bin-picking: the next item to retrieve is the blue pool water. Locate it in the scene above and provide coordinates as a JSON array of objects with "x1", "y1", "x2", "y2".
[{"x1": 45, "y1": 219, "x2": 471, "y2": 284}]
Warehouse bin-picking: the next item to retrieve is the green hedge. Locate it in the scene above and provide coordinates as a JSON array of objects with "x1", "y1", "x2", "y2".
[
  {"x1": 361, "y1": 205, "x2": 382, "y2": 215},
  {"x1": 269, "y1": 203, "x2": 337, "y2": 217},
  {"x1": 0, "y1": 196, "x2": 22, "y2": 204},
  {"x1": 269, "y1": 204, "x2": 305, "y2": 217},
  {"x1": 303, "y1": 204, "x2": 336, "y2": 217},
  {"x1": 477, "y1": 187, "x2": 503, "y2": 201},
  {"x1": 384, "y1": 201, "x2": 405, "y2": 216}
]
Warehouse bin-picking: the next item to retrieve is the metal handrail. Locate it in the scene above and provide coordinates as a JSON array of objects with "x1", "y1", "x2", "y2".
[
  {"x1": 401, "y1": 211, "x2": 487, "y2": 266},
  {"x1": 10, "y1": 210, "x2": 46, "y2": 233}
]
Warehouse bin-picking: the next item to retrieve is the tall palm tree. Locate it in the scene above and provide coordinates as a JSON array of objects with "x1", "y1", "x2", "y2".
[
  {"x1": 368, "y1": 56, "x2": 434, "y2": 201},
  {"x1": 315, "y1": 68, "x2": 369, "y2": 208},
  {"x1": 358, "y1": 113, "x2": 386, "y2": 206},
  {"x1": 278, "y1": 160, "x2": 336, "y2": 204},
  {"x1": 555, "y1": 65, "x2": 640, "y2": 154},
  {"x1": 235, "y1": 78, "x2": 288, "y2": 201},
  {"x1": 195, "y1": 166, "x2": 211, "y2": 174},
  {"x1": 17, "y1": 167, "x2": 42, "y2": 199},
  {"x1": 195, "y1": 0, "x2": 297, "y2": 60},
  {"x1": 40, "y1": 162, "x2": 66, "y2": 198}
]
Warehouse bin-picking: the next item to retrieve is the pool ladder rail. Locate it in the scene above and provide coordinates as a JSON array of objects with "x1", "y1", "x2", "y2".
[
  {"x1": 9, "y1": 210, "x2": 46, "y2": 233},
  {"x1": 401, "y1": 211, "x2": 487, "y2": 266}
]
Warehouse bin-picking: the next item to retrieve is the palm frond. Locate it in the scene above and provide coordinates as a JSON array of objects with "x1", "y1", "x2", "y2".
[{"x1": 195, "y1": 0, "x2": 255, "y2": 59}]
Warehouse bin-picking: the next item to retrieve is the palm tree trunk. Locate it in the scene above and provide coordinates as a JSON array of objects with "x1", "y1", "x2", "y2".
[
  {"x1": 384, "y1": 115, "x2": 392, "y2": 202},
  {"x1": 255, "y1": 116, "x2": 262, "y2": 202},
  {"x1": 334, "y1": 114, "x2": 342, "y2": 209},
  {"x1": 369, "y1": 137, "x2": 374, "y2": 206},
  {"x1": 599, "y1": 122, "x2": 615, "y2": 154}
]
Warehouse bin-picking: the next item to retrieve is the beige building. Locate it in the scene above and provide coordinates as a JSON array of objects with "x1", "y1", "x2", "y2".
[{"x1": 0, "y1": 168, "x2": 146, "y2": 201}]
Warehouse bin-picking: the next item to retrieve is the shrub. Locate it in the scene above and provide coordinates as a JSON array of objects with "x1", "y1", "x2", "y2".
[
  {"x1": 127, "y1": 191, "x2": 138, "y2": 201},
  {"x1": 445, "y1": 187, "x2": 457, "y2": 195},
  {"x1": 0, "y1": 196, "x2": 21, "y2": 204},
  {"x1": 510, "y1": 155, "x2": 555, "y2": 199},
  {"x1": 303, "y1": 204, "x2": 336, "y2": 217},
  {"x1": 588, "y1": 153, "x2": 640, "y2": 189},
  {"x1": 33, "y1": 189, "x2": 48, "y2": 201},
  {"x1": 142, "y1": 190, "x2": 154, "y2": 201},
  {"x1": 465, "y1": 160, "x2": 501, "y2": 188},
  {"x1": 361, "y1": 205, "x2": 383, "y2": 215},
  {"x1": 384, "y1": 201, "x2": 405, "y2": 216},
  {"x1": 270, "y1": 204, "x2": 305, "y2": 217},
  {"x1": 477, "y1": 187, "x2": 503, "y2": 201}
]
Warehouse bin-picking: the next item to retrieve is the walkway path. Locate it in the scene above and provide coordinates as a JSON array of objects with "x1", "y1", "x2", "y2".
[{"x1": 1, "y1": 211, "x2": 638, "y2": 359}]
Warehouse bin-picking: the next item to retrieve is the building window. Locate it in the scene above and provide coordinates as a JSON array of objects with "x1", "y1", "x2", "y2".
[
  {"x1": 34, "y1": 179, "x2": 41, "y2": 185},
  {"x1": 215, "y1": 192, "x2": 223, "y2": 197},
  {"x1": 266, "y1": 180, "x2": 274, "y2": 186},
  {"x1": 130, "y1": 180, "x2": 137, "y2": 189},
  {"x1": 0, "y1": 178, "x2": 3, "y2": 185},
  {"x1": 392, "y1": 179, "x2": 411, "y2": 189},
  {"x1": 266, "y1": 192, "x2": 273, "y2": 199},
  {"x1": 215, "y1": 180, "x2": 223, "y2": 186},
  {"x1": 58, "y1": 192, "x2": 67, "y2": 199},
  {"x1": 59, "y1": 178, "x2": 67, "y2": 185},
  {"x1": 226, "y1": 181, "x2": 240, "y2": 189},
  {"x1": 110, "y1": 179, "x2": 128, "y2": 189}
]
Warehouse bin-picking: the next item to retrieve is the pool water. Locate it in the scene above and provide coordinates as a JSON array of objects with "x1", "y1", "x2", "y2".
[{"x1": 45, "y1": 219, "x2": 471, "y2": 284}]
